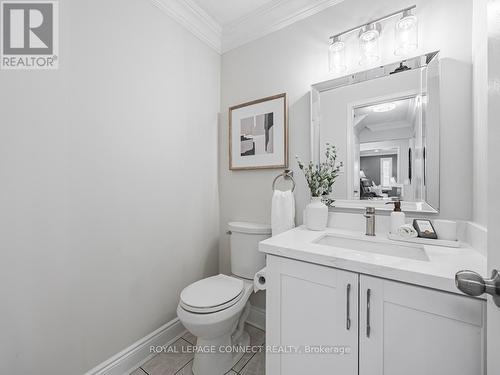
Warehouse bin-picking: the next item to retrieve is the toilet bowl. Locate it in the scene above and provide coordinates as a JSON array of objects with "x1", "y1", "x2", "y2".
[
  {"x1": 177, "y1": 275, "x2": 253, "y2": 375},
  {"x1": 177, "y1": 222, "x2": 271, "y2": 375}
]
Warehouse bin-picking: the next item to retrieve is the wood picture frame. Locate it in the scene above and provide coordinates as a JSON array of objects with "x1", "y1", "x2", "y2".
[{"x1": 229, "y1": 93, "x2": 288, "y2": 170}]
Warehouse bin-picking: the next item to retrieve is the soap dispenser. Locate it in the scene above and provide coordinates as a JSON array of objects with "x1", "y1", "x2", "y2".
[{"x1": 386, "y1": 200, "x2": 405, "y2": 234}]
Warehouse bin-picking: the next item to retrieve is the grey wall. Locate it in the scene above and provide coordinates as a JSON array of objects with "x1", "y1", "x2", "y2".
[
  {"x1": 219, "y1": 0, "x2": 474, "y2": 309},
  {"x1": 360, "y1": 155, "x2": 398, "y2": 186},
  {"x1": 472, "y1": 0, "x2": 488, "y2": 227},
  {"x1": 0, "y1": 1, "x2": 220, "y2": 374}
]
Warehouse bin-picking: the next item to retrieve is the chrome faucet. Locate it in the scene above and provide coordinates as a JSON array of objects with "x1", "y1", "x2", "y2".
[{"x1": 364, "y1": 207, "x2": 376, "y2": 236}]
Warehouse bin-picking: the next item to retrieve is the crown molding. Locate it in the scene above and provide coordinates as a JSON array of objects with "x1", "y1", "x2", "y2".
[
  {"x1": 150, "y1": 0, "x2": 346, "y2": 54},
  {"x1": 221, "y1": 0, "x2": 346, "y2": 53},
  {"x1": 150, "y1": 0, "x2": 222, "y2": 53}
]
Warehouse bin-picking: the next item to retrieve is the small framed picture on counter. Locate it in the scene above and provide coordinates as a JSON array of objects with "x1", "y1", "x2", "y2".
[
  {"x1": 413, "y1": 219, "x2": 438, "y2": 239},
  {"x1": 229, "y1": 93, "x2": 288, "y2": 170}
]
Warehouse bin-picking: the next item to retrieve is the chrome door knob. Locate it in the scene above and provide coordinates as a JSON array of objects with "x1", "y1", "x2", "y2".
[
  {"x1": 455, "y1": 269, "x2": 500, "y2": 307},
  {"x1": 455, "y1": 270, "x2": 487, "y2": 296}
]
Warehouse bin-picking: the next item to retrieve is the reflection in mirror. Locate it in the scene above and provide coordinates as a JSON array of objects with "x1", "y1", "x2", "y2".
[
  {"x1": 311, "y1": 52, "x2": 440, "y2": 213},
  {"x1": 354, "y1": 96, "x2": 420, "y2": 202}
]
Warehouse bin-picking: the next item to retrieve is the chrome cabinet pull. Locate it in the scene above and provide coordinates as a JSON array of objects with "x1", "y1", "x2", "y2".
[
  {"x1": 346, "y1": 283, "x2": 351, "y2": 330},
  {"x1": 366, "y1": 289, "x2": 371, "y2": 338}
]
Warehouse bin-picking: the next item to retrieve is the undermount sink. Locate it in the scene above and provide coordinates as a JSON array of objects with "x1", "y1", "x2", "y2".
[{"x1": 314, "y1": 234, "x2": 430, "y2": 262}]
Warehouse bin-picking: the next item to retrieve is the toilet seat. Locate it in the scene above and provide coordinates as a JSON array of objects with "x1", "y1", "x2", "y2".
[{"x1": 180, "y1": 274, "x2": 244, "y2": 314}]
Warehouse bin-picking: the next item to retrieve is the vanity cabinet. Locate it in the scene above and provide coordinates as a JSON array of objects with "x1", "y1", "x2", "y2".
[
  {"x1": 266, "y1": 255, "x2": 486, "y2": 375},
  {"x1": 266, "y1": 256, "x2": 359, "y2": 375},
  {"x1": 359, "y1": 275, "x2": 485, "y2": 375}
]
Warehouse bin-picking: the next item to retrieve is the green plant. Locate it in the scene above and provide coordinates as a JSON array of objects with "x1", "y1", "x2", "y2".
[{"x1": 296, "y1": 143, "x2": 340, "y2": 198}]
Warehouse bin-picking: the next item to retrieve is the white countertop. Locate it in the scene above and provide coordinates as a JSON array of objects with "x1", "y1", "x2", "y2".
[{"x1": 259, "y1": 226, "x2": 487, "y2": 297}]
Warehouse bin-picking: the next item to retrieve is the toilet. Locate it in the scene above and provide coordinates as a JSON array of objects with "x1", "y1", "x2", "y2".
[{"x1": 177, "y1": 222, "x2": 271, "y2": 375}]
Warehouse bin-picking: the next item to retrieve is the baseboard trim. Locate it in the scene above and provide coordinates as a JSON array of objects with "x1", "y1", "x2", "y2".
[
  {"x1": 84, "y1": 306, "x2": 267, "y2": 375},
  {"x1": 83, "y1": 318, "x2": 185, "y2": 375},
  {"x1": 247, "y1": 305, "x2": 266, "y2": 331}
]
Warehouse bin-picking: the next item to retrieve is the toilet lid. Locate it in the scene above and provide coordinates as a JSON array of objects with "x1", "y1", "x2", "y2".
[{"x1": 180, "y1": 274, "x2": 244, "y2": 313}]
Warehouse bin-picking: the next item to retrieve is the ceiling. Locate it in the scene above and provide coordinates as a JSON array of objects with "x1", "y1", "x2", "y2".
[
  {"x1": 354, "y1": 97, "x2": 417, "y2": 133},
  {"x1": 192, "y1": 0, "x2": 278, "y2": 26},
  {"x1": 151, "y1": 0, "x2": 346, "y2": 53}
]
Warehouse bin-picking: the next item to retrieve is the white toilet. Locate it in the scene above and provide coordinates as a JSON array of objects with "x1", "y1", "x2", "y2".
[{"x1": 177, "y1": 222, "x2": 270, "y2": 375}]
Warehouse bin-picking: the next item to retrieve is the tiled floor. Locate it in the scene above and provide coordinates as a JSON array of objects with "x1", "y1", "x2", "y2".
[{"x1": 130, "y1": 324, "x2": 265, "y2": 375}]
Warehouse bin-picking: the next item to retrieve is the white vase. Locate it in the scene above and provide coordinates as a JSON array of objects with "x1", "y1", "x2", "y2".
[{"x1": 305, "y1": 197, "x2": 328, "y2": 231}]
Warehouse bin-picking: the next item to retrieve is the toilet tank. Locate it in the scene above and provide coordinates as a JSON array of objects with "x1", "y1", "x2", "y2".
[{"x1": 228, "y1": 222, "x2": 271, "y2": 279}]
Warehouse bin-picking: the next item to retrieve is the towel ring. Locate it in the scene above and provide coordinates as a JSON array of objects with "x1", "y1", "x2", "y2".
[{"x1": 272, "y1": 170, "x2": 295, "y2": 192}]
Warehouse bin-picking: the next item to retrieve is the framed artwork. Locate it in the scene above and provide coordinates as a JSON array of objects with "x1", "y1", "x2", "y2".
[{"x1": 229, "y1": 93, "x2": 288, "y2": 170}]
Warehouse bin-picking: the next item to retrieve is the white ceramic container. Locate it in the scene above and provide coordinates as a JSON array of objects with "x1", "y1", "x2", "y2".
[{"x1": 305, "y1": 197, "x2": 328, "y2": 231}]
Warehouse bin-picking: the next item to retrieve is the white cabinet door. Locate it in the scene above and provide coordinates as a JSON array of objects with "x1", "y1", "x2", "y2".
[
  {"x1": 359, "y1": 275, "x2": 486, "y2": 375},
  {"x1": 266, "y1": 255, "x2": 359, "y2": 375}
]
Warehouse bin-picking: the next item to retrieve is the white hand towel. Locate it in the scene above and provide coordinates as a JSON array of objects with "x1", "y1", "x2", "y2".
[
  {"x1": 397, "y1": 224, "x2": 418, "y2": 238},
  {"x1": 271, "y1": 190, "x2": 295, "y2": 236}
]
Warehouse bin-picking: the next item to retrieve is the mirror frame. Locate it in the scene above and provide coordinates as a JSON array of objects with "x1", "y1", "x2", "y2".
[{"x1": 310, "y1": 51, "x2": 440, "y2": 213}]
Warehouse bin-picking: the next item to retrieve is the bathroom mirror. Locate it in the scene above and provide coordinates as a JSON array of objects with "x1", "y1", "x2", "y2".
[{"x1": 311, "y1": 52, "x2": 440, "y2": 213}]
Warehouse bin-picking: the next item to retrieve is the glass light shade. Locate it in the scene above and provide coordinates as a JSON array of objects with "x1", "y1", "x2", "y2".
[
  {"x1": 395, "y1": 12, "x2": 418, "y2": 56},
  {"x1": 329, "y1": 38, "x2": 347, "y2": 73},
  {"x1": 359, "y1": 24, "x2": 380, "y2": 66}
]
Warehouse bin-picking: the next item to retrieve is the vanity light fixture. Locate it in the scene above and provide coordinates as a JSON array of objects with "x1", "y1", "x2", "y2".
[
  {"x1": 328, "y1": 5, "x2": 417, "y2": 72},
  {"x1": 359, "y1": 23, "x2": 381, "y2": 66},
  {"x1": 329, "y1": 36, "x2": 347, "y2": 73},
  {"x1": 395, "y1": 9, "x2": 418, "y2": 56},
  {"x1": 372, "y1": 102, "x2": 396, "y2": 112}
]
